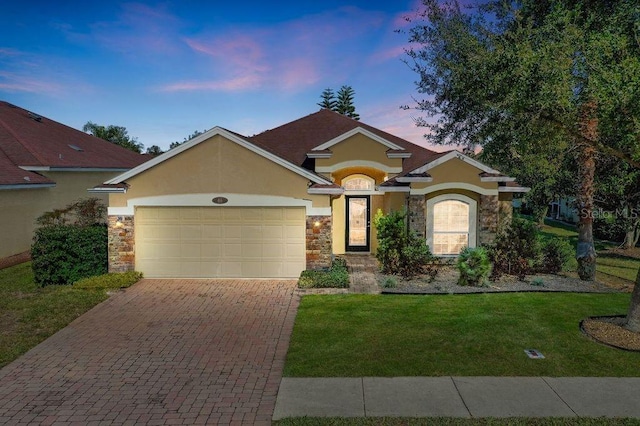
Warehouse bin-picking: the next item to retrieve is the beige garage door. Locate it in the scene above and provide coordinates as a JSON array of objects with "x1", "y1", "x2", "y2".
[{"x1": 135, "y1": 207, "x2": 306, "y2": 278}]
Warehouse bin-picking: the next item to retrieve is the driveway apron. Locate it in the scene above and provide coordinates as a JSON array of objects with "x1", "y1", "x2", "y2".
[{"x1": 0, "y1": 279, "x2": 299, "y2": 425}]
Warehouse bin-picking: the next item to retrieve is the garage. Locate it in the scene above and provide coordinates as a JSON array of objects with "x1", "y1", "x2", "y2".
[{"x1": 135, "y1": 206, "x2": 306, "y2": 278}]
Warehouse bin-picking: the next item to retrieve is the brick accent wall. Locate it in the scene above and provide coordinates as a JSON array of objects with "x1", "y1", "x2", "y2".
[
  {"x1": 306, "y1": 216, "x2": 332, "y2": 270},
  {"x1": 479, "y1": 195, "x2": 499, "y2": 245},
  {"x1": 407, "y1": 195, "x2": 426, "y2": 238},
  {"x1": 108, "y1": 215, "x2": 135, "y2": 273}
]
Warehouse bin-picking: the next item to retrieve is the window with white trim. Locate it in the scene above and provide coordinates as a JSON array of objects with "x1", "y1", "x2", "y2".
[
  {"x1": 426, "y1": 194, "x2": 477, "y2": 256},
  {"x1": 432, "y1": 200, "x2": 469, "y2": 255}
]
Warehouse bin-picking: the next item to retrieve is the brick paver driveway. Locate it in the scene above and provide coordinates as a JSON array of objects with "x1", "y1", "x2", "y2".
[{"x1": 0, "y1": 279, "x2": 299, "y2": 425}]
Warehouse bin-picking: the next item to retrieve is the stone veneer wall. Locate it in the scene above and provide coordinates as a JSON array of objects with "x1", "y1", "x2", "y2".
[
  {"x1": 407, "y1": 195, "x2": 426, "y2": 238},
  {"x1": 306, "y1": 216, "x2": 332, "y2": 270},
  {"x1": 108, "y1": 215, "x2": 135, "y2": 273},
  {"x1": 479, "y1": 195, "x2": 499, "y2": 245}
]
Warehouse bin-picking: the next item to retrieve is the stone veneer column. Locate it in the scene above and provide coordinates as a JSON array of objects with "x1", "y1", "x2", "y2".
[
  {"x1": 479, "y1": 195, "x2": 499, "y2": 245},
  {"x1": 306, "y1": 216, "x2": 332, "y2": 270},
  {"x1": 498, "y1": 199, "x2": 513, "y2": 230},
  {"x1": 108, "y1": 215, "x2": 135, "y2": 273},
  {"x1": 407, "y1": 195, "x2": 426, "y2": 238}
]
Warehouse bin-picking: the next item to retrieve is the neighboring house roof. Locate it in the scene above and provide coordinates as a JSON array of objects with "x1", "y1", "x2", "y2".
[{"x1": 0, "y1": 101, "x2": 147, "y2": 188}]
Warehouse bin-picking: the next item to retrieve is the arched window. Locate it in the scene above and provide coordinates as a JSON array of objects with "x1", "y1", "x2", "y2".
[
  {"x1": 343, "y1": 175, "x2": 375, "y2": 191},
  {"x1": 426, "y1": 194, "x2": 477, "y2": 256}
]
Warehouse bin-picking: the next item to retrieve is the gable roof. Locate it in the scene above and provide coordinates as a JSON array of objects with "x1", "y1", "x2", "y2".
[
  {"x1": 249, "y1": 109, "x2": 443, "y2": 174},
  {"x1": 0, "y1": 101, "x2": 147, "y2": 187},
  {"x1": 105, "y1": 126, "x2": 333, "y2": 186}
]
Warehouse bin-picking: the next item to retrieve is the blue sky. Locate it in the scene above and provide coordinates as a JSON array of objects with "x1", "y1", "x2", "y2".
[{"x1": 0, "y1": 0, "x2": 436, "y2": 151}]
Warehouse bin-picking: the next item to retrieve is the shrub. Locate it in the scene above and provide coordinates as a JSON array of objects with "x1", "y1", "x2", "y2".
[
  {"x1": 381, "y1": 276, "x2": 397, "y2": 288},
  {"x1": 298, "y1": 259, "x2": 349, "y2": 288},
  {"x1": 374, "y1": 209, "x2": 433, "y2": 278},
  {"x1": 539, "y1": 237, "x2": 573, "y2": 274},
  {"x1": 32, "y1": 225, "x2": 108, "y2": 286},
  {"x1": 457, "y1": 247, "x2": 491, "y2": 287},
  {"x1": 73, "y1": 271, "x2": 143, "y2": 290},
  {"x1": 488, "y1": 217, "x2": 540, "y2": 281},
  {"x1": 31, "y1": 198, "x2": 109, "y2": 287}
]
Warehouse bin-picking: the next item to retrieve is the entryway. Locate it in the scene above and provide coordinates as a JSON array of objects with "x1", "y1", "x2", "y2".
[{"x1": 346, "y1": 196, "x2": 370, "y2": 252}]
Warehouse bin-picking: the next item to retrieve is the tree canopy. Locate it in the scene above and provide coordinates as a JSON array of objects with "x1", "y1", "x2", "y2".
[
  {"x1": 169, "y1": 130, "x2": 206, "y2": 149},
  {"x1": 317, "y1": 85, "x2": 360, "y2": 120},
  {"x1": 83, "y1": 121, "x2": 144, "y2": 154},
  {"x1": 404, "y1": 0, "x2": 640, "y2": 330}
]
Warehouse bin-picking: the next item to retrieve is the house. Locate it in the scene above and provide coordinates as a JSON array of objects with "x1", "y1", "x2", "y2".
[
  {"x1": 0, "y1": 101, "x2": 148, "y2": 260},
  {"x1": 102, "y1": 109, "x2": 528, "y2": 278}
]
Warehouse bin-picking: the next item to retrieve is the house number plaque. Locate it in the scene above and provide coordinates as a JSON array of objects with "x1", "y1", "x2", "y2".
[{"x1": 212, "y1": 197, "x2": 228, "y2": 204}]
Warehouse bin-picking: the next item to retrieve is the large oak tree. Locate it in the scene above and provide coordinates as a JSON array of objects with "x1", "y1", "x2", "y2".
[{"x1": 404, "y1": 0, "x2": 640, "y2": 330}]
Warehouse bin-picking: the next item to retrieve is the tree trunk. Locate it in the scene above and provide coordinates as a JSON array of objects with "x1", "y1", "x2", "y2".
[
  {"x1": 625, "y1": 267, "x2": 640, "y2": 333},
  {"x1": 535, "y1": 206, "x2": 548, "y2": 228},
  {"x1": 621, "y1": 219, "x2": 640, "y2": 249},
  {"x1": 576, "y1": 103, "x2": 598, "y2": 281}
]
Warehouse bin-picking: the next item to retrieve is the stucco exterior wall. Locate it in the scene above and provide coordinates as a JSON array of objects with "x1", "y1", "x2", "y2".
[
  {"x1": 315, "y1": 134, "x2": 403, "y2": 172},
  {"x1": 0, "y1": 170, "x2": 119, "y2": 259},
  {"x1": 110, "y1": 135, "x2": 328, "y2": 209},
  {"x1": 412, "y1": 158, "x2": 496, "y2": 191}
]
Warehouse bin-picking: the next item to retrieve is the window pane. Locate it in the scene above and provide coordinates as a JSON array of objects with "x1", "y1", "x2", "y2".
[
  {"x1": 344, "y1": 177, "x2": 373, "y2": 190},
  {"x1": 433, "y1": 233, "x2": 468, "y2": 255},
  {"x1": 433, "y1": 200, "x2": 469, "y2": 232}
]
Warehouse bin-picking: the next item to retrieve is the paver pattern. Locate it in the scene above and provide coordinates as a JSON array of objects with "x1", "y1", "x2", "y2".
[{"x1": 0, "y1": 279, "x2": 299, "y2": 425}]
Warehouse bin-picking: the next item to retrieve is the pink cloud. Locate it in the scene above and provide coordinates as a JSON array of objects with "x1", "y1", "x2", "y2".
[
  {"x1": 0, "y1": 71, "x2": 64, "y2": 95},
  {"x1": 158, "y1": 74, "x2": 263, "y2": 93},
  {"x1": 161, "y1": 5, "x2": 390, "y2": 93}
]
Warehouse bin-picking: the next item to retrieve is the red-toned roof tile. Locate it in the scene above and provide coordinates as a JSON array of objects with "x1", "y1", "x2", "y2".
[
  {"x1": 0, "y1": 149, "x2": 54, "y2": 186},
  {"x1": 0, "y1": 101, "x2": 148, "y2": 173}
]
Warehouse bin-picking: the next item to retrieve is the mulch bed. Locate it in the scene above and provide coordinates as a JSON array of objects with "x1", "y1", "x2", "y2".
[
  {"x1": 0, "y1": 252, "x2": 30, "y2": 270},
  {"x1": 581, "y1": 316, "x2": 640, "y2": 352}
]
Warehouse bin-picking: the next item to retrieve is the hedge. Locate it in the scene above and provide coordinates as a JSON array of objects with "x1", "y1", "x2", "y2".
[{"x1": 31, "y1": 224, "x2": 108, "y2": 286}]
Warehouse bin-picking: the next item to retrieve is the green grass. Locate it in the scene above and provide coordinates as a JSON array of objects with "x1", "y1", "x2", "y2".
[
  {"x1": 0, "y1": 262, "x2": 141, "y2": 368},
  {"x1": 537, "y1": 220, "x2": 640, "y2": 282},
  {"x1": 284, "y1": 293, "x2": 638, "y2": 377},
  {"x1": 274, "y1": 418, "x2": 640, "y2": 426}
]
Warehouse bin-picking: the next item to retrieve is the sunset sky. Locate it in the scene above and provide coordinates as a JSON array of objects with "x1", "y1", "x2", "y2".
[{"x1": 0, "y1": 0, "x2": 442, "y2": 151}]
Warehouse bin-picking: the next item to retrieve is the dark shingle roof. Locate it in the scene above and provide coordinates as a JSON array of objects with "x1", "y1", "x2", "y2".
[
  {"x1": 249, "y1": 109, "x2": 442, "y2": 174},
  {"x1": 0, "y1": 101, "x2": 147, "y2": 181}
]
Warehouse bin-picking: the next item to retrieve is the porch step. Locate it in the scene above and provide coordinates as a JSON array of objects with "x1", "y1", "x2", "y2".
[{"x1": 341, "y1": 254, "x2": 380, "y2": 294}]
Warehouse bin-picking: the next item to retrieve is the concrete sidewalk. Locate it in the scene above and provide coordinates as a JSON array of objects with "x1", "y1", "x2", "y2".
[{"x1": 273, "y1": 377, "x2": 640, "y2": 419}]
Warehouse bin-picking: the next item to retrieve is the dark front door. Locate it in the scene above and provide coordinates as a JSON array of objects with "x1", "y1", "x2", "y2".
[{"x1": 346, "y1": 196, "x2": 370, "y2": 252}]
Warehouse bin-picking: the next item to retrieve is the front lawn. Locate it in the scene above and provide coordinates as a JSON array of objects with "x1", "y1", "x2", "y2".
[
  {"x1": 538, "y1": 219, "x2": 640, "y2": 286},
  {"x1": 0, "y1": 262, "x2": 140, "y2": 368},
  {"x1": 284, "y1": 293, "x2": 637, "y2": 377}
]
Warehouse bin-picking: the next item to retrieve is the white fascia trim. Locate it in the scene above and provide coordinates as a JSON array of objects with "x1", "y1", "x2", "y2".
[
  {"x1": 377, "y1": 186, "x2": 411, "y2": 193},
  {"x1": 20, "y1": 166, "x2": 130, "y2": 172},
  {"x1": 499, "y1": 186, "x2": 531, "y2": 193},
  {"x1": 411, "y1": 150, "x2": 501, "y2": 175},
  {"x1": 480, "y1": 176, "x2": 516, "y2": 182},
  {"x1": 410, "y1": 182, "x2": 499, "y2": 196},
  {"x1": 0, "y1": 183, "x2": 56, "y2": 190},
  {"x1": 307, "y1": 187, "x2": 344, "y2": 195},
  {"x1": 107, "y1": 193, "x2": 329, "y2": 216},
  {"x1": 316, "y1": 160, "x2": 403, "y2": 174},
  {"x1": 312, "y1": 127, "x2": 404, "y2": 151},
  {"x1": 396, "y1": 176, "x2": 433, "y2": 183},
  {"x1": 104, "y1": 127, "x2": 331, "y2": 186},
  {"x1": 87, "y1": 187, "x2": 127, "y2": 193},
  {"x1": 344, "y1": 190, "x2": 384, "y2": 196},
  {"x1": 386, "y1": 152, "x2": 412, "y2": 159},
  {"x1": 307, "y1": 152, "x2": 332, "y2": 158}
]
